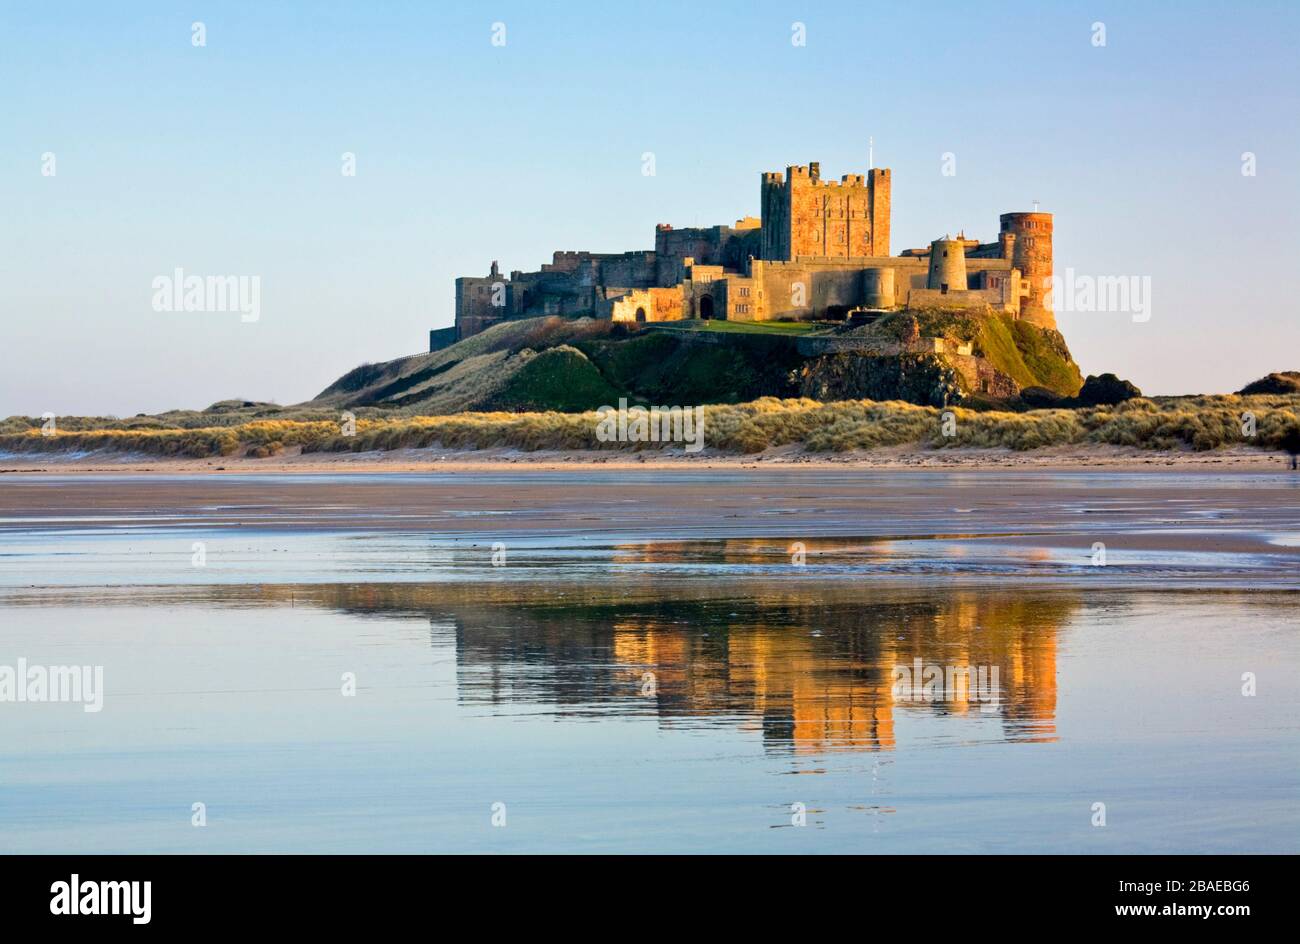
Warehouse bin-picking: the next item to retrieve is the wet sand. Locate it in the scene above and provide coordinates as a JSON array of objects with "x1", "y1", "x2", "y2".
[
  {"x1": 0, "y1": 442, "x2": 1290, "y2": 475},
  {"x1": 1, "y1": 466, "x2": 1298, "y2": 586}
]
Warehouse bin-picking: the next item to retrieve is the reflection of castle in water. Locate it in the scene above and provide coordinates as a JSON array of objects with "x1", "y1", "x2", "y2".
[
  {"x1": 244, "y1": 573, "x2": 1069, "y2": 754},
  {"x1": 444, "y1": 585, "x2": 1069, "y2": 753}
]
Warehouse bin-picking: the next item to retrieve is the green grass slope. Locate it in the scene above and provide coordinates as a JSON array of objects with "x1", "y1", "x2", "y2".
[
  {"x1": 486, "y1": 346, "x2": 623, "y2": 412},
  {"x1": 578, "y1": 330, "x2": 802, "y2": 405},
  {"x1": 867, "y1": 310, "x2": 1083, "y2": 396},
  {"x1": 312, "y1": 317, "x2": 624, "y2": 413}
]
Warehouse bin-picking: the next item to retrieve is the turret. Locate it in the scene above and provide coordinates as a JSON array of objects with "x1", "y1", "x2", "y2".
[
  {"x1": 926, "y1": 238, "x2": 967, "y2": 293},
  {"x1": 864, "y1": 267, "x2": 896, "y2": 308},
  {"x1": 999, "y1": 212, "x2": 1054, "y2": 328}
]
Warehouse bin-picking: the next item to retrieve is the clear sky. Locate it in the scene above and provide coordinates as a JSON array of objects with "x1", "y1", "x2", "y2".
[{"x1": 2, "y1": 1, "x2": 1297, "y2": 416}]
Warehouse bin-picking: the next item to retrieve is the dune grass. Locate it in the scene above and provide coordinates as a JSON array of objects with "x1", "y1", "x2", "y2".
[{"x1": 3, "y1": 394, "x2": 1297, "y2": 458}]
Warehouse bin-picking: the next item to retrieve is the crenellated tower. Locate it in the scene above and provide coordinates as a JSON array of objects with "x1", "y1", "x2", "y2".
[{"x1": 760, "y1": 162, "x2": 890, "y2": 261}]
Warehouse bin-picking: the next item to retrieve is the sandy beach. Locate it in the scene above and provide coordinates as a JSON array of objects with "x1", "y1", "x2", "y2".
[
  {"x1": 0, "y1": 442, "x2": 1291, "y2": 476},
  {"x1": 2, "y1": 454, "x2": 1298, "y2": 586}
]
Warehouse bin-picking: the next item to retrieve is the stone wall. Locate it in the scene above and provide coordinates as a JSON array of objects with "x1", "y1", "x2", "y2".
[
  {"x1": 605, "y1": 287, "x2": 684, "y2": 323},
  {"x1": 654, "y1": 222, "x2": 760, "y2": 285},
  {"x1": 746, "y1": 255, "x2": 1024, "y2": 321},
  {"x1": 947, "y1": 353, "x2": 1021, "y2": 398},
  {"x1": 751, "y1": 257, "x2": 925, "y2": 319},
  {"x1": 908, "y1": 289, "x2": 996, "y2": 313},
  {"x1": 428, "y1": 326, "x2": 457, "y2": 352}
]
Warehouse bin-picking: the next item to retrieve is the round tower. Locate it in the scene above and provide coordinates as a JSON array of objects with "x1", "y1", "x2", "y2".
[
  {"x1": 926, "y1": 238, "x2": 967, "y2": 293},
  {"x1": 864, "y1": 267, "x2": 896, "y2": 308},
  {"x1": 999, "y1": 212, "x2": 1054, "y2": 329}
]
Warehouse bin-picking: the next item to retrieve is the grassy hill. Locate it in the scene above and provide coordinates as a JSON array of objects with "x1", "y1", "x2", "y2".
[
  {"x1": 486, "y1": 346, "x2": 623, "y2": 412},
  {"x1": 310, "y1": 316, "x2": 808, "y2": 414},
  {"x1": 308, "y1": 309, "x2": 1082, "y2": 416}
]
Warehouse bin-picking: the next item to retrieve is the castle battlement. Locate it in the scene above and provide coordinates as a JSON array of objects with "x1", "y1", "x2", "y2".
[{"x1": 761, "y1": 167, "x2": 888, "y2": 189}]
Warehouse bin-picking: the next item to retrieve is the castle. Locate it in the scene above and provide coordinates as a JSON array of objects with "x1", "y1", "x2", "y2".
[{"x1": 442, "y1": 161, "x2": 1053, "y2": 350}]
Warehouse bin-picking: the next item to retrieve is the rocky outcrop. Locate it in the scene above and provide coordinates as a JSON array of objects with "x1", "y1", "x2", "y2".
[
  {"x1": 1020, "y1": 386, "x2": 1066, "y2": 408},
  {"x1": 797, "y1": 353, "x2": 964, "y2": 407},
  {"x1": 1077, "y1": 373, "x2": 1142, "y2": 406}
]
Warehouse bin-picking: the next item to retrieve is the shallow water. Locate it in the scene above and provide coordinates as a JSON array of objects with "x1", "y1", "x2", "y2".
[
  {"x1": 0, "y1": 529, "x2": 1294, "y2": 588},
  {"x1": 0, "y1": 471, "x2": 1297, "y2": 853}
]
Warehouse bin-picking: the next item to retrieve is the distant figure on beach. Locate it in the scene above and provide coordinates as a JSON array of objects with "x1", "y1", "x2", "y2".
[{"x1": 1283, "y1": 426, "x2": 1300, "y2": 470}]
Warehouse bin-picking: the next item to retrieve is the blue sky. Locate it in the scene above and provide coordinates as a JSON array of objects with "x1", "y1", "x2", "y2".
[{"x1": 2, "y1": 1, "x2": 1297, "y2": 415}]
